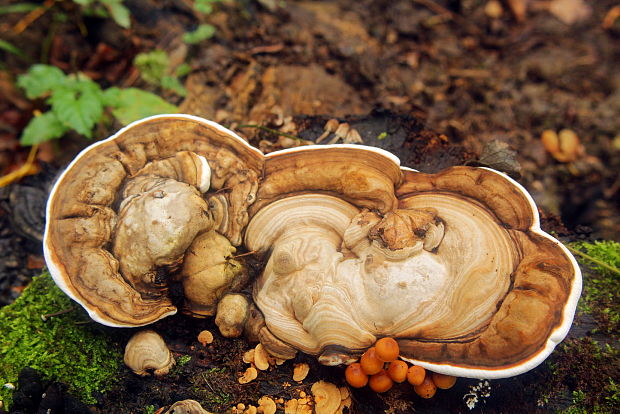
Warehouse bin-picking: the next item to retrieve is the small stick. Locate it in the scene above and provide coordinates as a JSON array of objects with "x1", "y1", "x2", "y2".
[
  {"x1": 41, "y1": 307, "x2": 75, "y2": 321},
  {"x1": 412, "y1": 0, "x2": 454, "y2": 17},
  {"x1": 0, "y1": 144, "x2": 39, "y2": 188},
  {"x1": 566, "y1": 245, "x2": 620, "y2": 277},
  {"x1": 233, "y1": 250, "x2": 257, "y2": 259},
  {"x1": 13, "y1": 0, "x2": 54, "y2": 35}
]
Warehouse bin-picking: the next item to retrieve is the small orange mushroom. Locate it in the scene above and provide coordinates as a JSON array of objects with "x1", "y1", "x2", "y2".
[
  {"x1": 345, "y1": 363, "x2": 368, "y2": 388},
  {"x1": 369, "y1": 370, "x2": 393, "y2": 393},
  {"x1": 387, "y1": 360, "x2": 408, "y2": 383},
  {"x1": 375, "y1": 337, "x2": 399, "y2": 362},
  {"x1": 406, "y1": 365, "x2": 426, "y2": 386},
  {"x1": 197, "y1": 330, "x2": 213, "y2": 346},
  {"x1": 413, "y1": 375, "x2": 437, "y2": 399},
  {"x1": 431, "y1": 372, "x2": 457, "y2": 389},
  {"x1": 360, "y1": 347, "x2": 384, "y2": 375}
]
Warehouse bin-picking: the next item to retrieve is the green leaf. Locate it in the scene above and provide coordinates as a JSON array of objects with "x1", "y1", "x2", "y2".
[
  {"x1": 20, "y1": 112, "x2": 68, "y2": 146},
  {"x1": 134, "y1": 50, "x2": 169, "y2": 85},
  {"x1": 17, "y1": 64, "x2": 66, "y2": 99},
  {"x1": 0, "y1": 3, "x2": 40, "y2": 14},
  {"x1": 175, "y1": 62, "x2": 191, "y2": 77},
  {"x1": 161, "y1": 75, "x2": 187, "y2": 96},
  {"x1": 72, "y1": 0, "x2": 94, "y2": 6},
  {"x1": 102, "y1": 0, "x2": 131, "y2": 28},
  {"x1": 0, "y1": 39, "x2": 29, "y2": 60},
  {"x1": 108, "y1": 88, "x2": 178, "y2": 125},
  {"x1": 48, "y1": 77, "x2": 104, "y2": 138},
  {"x1": 194, "y1": 0, "x2": 222, "y2": 14},
  {"x1": 101, "y1": 86, "x2": 121, "y2": 108},
  {"x1": 183, "y1": 23, "x2": 216, "y2": 44},
  {"x1": 195, "y1": 1, "x2": 213, "y2": 14}
]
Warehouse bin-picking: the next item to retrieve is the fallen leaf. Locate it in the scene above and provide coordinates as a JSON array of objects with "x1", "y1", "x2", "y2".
[{"x1": 548, "y1": 0, "x2": 591, "y2": 25}]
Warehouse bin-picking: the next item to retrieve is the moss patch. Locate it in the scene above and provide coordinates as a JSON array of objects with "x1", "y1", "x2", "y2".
[
  {"x1": 568, "y1": 240, "x2": 620, "y2": 334},
  {"x1": 544, "y1": 338, "x2": 620, "y2": 414},
  {"x1": 0, "y1": 272, "x2": 122, "y2": 409},
  {"x1": 539, "y1": 240, "x2": 620, "y2": 413}
]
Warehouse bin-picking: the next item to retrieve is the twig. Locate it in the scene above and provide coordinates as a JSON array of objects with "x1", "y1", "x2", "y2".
[
  {"x1": 0, "y1": 144, "x2": 39, "y2": 188},
  {"x1": 41, "y1": 307, "x2": 75, "y2": 321},
  {"x1": 447, "y1": 68, "x2": 491, "y2": 78},
  {"x1": 412, "y1": 0, "x2": 454, "y2": 17},
  {"x1": 12, "y1": 0, "x2": 55, "y2": 35},
  {"x1": 566, "y1": 245, "x2": 620, "y2": 277},
  {"x1": 74, "y1": 320, "x2": 94, "y2": 325},
  {"x1": 233, "y1": 250, "x2": 257, "y2": 259},
  {"x1": 236, "y1": 124, "x2": 304, "y2": 142}
]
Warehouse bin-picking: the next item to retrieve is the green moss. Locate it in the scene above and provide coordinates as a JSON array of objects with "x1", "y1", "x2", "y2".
[
  {"x1": 568, "y1": 240, "x2": 620, "y2": 334},
  {"x1": 0, "y1": 272, "x2": 122, "y2": 409},
  {"x1": 190, "y1": 367, "x2": 234, "y2": 412},
  {"x1": 144, "y1": 404, "x2": 157, "y2": 414},
  {"x1": 544, "y1": 336, "x2": 619, "y2": 413}
]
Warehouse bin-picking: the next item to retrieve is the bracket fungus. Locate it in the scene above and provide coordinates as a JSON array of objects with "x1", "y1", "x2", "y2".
[
  {"x1": 124, "y1": 330, "x2": 175, "y2": 377},
  {"x1": 45, "y1": 115, "x2": 581, "y2": 380},
  {"x1": 44, "y1": 115, "x2": 262, "y2": 327}
]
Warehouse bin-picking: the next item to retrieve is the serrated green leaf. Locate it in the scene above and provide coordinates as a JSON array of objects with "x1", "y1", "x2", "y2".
[
  {"x1": 194, "y1": 0, "x2": 222, "y2": 14},
  {"x1": 17, "y1": 64, "x2": 66, "y2": 99},
  {"x1": 195, "y1": 2, "x2": 213, "y2": 14},
  {"x1": 183, "y1": 23, "x2": 216, "y2": 44},
  {"x1": 49, "y1": 78, "x2": 104, "y2": 138},
  {"x1": 102, "y1": 0, "x2": 131, "y2": 28},
  {"x1": 0, "y1": 3, "x2": 40, "y2": 15},
  {"x1": 175, "y1": 63, "x2": 191, "y2": 77},
  {"x1": 109, "y1": 88, "x2": 178, "y2": 125},
  {"x1": 161, "y1": 75, "x2": 187, "y2": 96},
  {"x1": 102, "y1": 87, "x2": 121, "y2": 107},
  {"x1": 134, "y1": 50, "x2": 169, "y2": 85},
  {"x1": 20, "y1": 112, "x2": 68, "y2": 146}
]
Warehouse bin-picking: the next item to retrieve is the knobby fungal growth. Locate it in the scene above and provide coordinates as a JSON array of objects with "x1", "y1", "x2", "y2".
[
  {"x1": 124, "y1": 330, "x2": 175, "y2": 377},
  {"x1": 44, "y1": 114, "x2": 581, "y2": 379}
]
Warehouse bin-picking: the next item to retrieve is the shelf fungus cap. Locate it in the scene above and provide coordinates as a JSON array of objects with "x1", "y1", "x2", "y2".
[
  {"x1": 43, "y1": 115, "x2": 262, "y2": 327},
  {"x1": 124, "y1": 330, "x2": 175, "y2": 377},
  {"x1": 164, "y1": 400, "x2": 213, "y2": 414},
  {"x1": 311, "y1": 381, "x2": 341, "y2": 414},
  {"x1": 246, "y1": 147, "x2": 581, "y2": 379}
]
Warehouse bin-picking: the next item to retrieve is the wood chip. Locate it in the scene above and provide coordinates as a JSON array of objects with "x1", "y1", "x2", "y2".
[
  {"x1": 254, "y1": 343, "x2": 270, "y2": 371},
  {"x1": 238, "y1": 367, "x2": 258, "y2": 384},
  {"x1": 338, "y1": 386, "x2": 350, "y2": 400},
  {"x1": 293, "y1": 363, "x2": 310, "y2": 382},
  {"x1": 311, "y1": 381, "x2": 341, "y2": 414},
  {"x1": 541, "y1": 129, "x2": 583, "y2": 163},
  {"x1": 257, "y1": 396, "x2": 276, "y2": 414},
  {"x1": 284, "y1": 399, "x2": 298, "y2": 414},
  {"x1": 244, "y1": 405, "x2": 257, "y2": 414},
  {"x1": 336, "y1": 396, "x2": 352, "y2": 414},
  {"x1": 243, "y1": 349, "x2": 255, "y2": 364},
  {"x1": 484, "y1": 0, "x2": 503, "y2": 18}
]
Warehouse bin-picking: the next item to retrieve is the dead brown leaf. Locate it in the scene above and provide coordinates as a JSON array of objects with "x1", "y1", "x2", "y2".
[{"x1": 548, "y1": 0, "x2": 592, "y2": 25}]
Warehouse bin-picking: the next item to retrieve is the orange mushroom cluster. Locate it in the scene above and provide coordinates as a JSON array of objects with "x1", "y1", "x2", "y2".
[{"x1": 344, "y1": 338, "x2": 456, "y2": 398}]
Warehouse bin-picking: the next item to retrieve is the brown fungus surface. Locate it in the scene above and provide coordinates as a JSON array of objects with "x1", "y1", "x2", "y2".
[
  {"x1": 245, "y1": 156, "x2": 580, "y2": 377},
  {"x1": 45, "y1": 116, "x2": 580, "y2": 379},
  {"x1": 44, "y1": 115, "x2": 262, "y2": 327},
  {"x1": 124, "y1": 330, "x2": 175, "y2": 377}
]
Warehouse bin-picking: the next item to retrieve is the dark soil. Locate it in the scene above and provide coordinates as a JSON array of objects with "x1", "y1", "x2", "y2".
[{"x1": 1, "y1": 0, "x2": 619, "y2": 413}]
